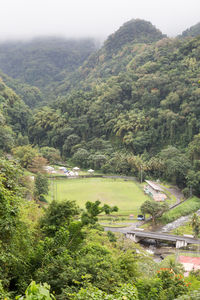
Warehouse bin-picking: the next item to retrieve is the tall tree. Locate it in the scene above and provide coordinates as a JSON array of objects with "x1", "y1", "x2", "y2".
[{"x1": 141, "y1": 200, "x2": 169, "y2": 224}]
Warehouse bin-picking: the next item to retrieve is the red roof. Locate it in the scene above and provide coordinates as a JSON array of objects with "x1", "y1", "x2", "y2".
[{"x1": 179, "y1": 255, "x2": 200, "y2": 266}]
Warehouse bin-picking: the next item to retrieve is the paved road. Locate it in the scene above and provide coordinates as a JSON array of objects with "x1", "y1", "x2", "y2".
[
  {"x1": 104, "y1": 226, "x2": 134, "y2": 233},
  {"x1": 104, "y1": 227, "x2": 200, "y2": 245}
]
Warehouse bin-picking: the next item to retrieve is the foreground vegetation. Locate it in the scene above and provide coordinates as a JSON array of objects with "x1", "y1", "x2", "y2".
[{"x1": 2, "y1": 157, "x2": 200, "y2": 300}]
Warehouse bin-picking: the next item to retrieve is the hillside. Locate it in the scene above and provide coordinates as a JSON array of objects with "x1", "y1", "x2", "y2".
[
  {"x1": 104, "y1": 19, "x2": 165, "y2": 54},
  {"x1": 0, "y1": 37, "x2": 97, "y2": 97},
  {"x1": 0, "y1": 19, "x2": 200, "y2": 193},
  {"x1": 181, "y1": 22, "x2": 200, "y2": 38},
  {"x1": 0, "y1": 20, "x2": 165, "y2": 100},
  {"x1": 44, "y1": 35, "x2": 200, "y2": 155},
  {"x1": 0, "y1": 78, "x2": 30, "y2": 150},
  {"x1": 0, "y1": 71, "x2": 44, "y2": 108},
  {"x1": 52, "y1": 19, "x2": 166, "y2": 96}
]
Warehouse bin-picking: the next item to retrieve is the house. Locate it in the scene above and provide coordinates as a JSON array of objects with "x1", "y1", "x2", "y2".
[{"x1": 144, "y1": 180, "x2": 167, "y2": 202}]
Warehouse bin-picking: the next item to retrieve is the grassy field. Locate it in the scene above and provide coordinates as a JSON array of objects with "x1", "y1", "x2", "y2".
[{"x1": 47, "y1": 177, "x2": 149, "y2": 215}]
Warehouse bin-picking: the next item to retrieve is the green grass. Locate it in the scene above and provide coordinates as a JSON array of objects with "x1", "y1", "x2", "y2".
[
  {"x1": 47, "y1": 177, "x2": 149, "y2": 215},
  {"x1": 160, "y1": 196, "x2": 200, "y2": 224},
  {"x1": 172, "y1": 222, "x2": 193, "y2": 236}
]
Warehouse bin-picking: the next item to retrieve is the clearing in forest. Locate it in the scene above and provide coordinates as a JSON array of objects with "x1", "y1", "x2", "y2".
[{"x1": 47, "y1": 177, "x2": 149, "y2": 215}]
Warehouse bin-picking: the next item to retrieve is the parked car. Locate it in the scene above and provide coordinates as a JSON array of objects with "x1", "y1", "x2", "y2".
[{"x1": 137, "y1": 214, "x2": 145, "y2": 221}]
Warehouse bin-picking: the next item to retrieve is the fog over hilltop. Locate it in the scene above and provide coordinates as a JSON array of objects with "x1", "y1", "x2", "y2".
[{"x1": 0, "y1": 0, "x2": 199, "y2": 41}]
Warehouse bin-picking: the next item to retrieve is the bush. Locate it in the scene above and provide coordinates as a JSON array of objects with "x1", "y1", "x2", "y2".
[
  {"x1": 40, "y1": 146, "x2": 61, "y2": 164},
  {"x1": 16, "y1": 281, "x2": 55, "y2": 299},
  {"x1": 183, "y1": 187, "x2": 190, "y2": 198},
  {"x1": 175, "y1": 288, "x2": 200, "y2": 299},
  {"x1": 0, "y1": 280, "x2": 11, "y2": 299},
  {"x1": 71, "y1": 283, "x2": 138, "y2": 299}
]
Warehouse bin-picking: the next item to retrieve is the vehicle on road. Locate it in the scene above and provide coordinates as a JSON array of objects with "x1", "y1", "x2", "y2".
[{"x1": 137, "y1": 214, "x2": 145, "y2": 221}]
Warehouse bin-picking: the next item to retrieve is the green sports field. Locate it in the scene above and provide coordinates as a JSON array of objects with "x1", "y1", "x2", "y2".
[{"x1": 47, "y1": 177, "x2": 149, "y2": 215}]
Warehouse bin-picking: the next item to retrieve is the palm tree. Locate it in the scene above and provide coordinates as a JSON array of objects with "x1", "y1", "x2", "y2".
[{"x1": 191, "y1": 213, "x2": 200, "y2": 238}]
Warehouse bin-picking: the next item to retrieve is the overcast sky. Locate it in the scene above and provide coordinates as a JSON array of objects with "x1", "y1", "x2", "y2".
[{"x1": 0, "y1": 0, "x2": 199, "y2": 41}]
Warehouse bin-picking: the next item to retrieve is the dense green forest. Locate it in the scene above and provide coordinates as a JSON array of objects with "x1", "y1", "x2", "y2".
[
  {"x1": 0, "y1": 19, "x2": 200, "y2": 191},
  {"x1": 3, "y1": 20, "x2": 200, "y2": 189},
  {"x1": 0, "y1": 37, "x2": 97, "y2": 102},
  {"x1": 181, "y1": 22, "x2": 200, "y2": 38},
  {"x1": 1, "y1": 18, "x2": 200, "y2": 298},
  {"x1": 0, "y1": 20, "x2": 200, "y2": 191}
]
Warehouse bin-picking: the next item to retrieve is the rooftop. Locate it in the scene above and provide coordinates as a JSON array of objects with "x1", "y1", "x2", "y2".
[{"x1": 145, "y1": 180, "x2": 164, "y2": 192}]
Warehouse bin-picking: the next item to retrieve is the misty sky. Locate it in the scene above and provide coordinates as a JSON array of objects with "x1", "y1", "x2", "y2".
[{"x1": 0, "y1": 0, "x2": 199, "y2": 41}]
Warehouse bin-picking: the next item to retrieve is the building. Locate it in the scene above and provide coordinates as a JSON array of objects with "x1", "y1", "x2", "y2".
[{"x1": 144, "y1": 180, "x2": 167, "y2": 202}]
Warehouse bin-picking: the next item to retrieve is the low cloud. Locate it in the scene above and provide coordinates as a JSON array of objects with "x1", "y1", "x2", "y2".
[{"x1": 0, "y1": 0, "x2": 199, "y2": 40}]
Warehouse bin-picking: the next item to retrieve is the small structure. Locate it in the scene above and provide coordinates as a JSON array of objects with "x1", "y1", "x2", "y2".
[
  {"x1": 129, "y1": 214, "x2": 134, "y2": 220},
  {"x1": 59, "y1": 167, "x2": 65, "y2": 170},
  {"x1": 88, "y1": 169, "x2": 94, "y2": 174},
  {"x1": 144, "y1": 180, "x2": 164, "y2": 193},
  {"x1": 144, "y1": 180, "x2": 167, "y2": 202},
  {"x1": 73, "y1": 167, "x2": 80, "y2": 171}
]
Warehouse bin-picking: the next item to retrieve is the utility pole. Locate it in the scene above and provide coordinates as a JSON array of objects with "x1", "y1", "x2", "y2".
[
  {"x1": 55, "y1": 177, "x2": 57, "y2": 201},
  {"x1": 51, "y1": 175, "x2": 56, "y2": 201},
  {"x1": 140, "y1": 165, "x2": 143, "y2": 183},
  {"x1": 190, "y1": 185, "x2": 193, "y2": 197}
]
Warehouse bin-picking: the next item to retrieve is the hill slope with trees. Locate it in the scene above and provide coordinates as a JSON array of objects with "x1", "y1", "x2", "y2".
[
  {"x1": 0, "y1": 37, "x2": 97, "y2": 100},
  {"x1": 1, "y1": 20, "x2": 200, "y2": 191},
  {"x1": 181, "y1": 22, "x2": 200, "y2": 38}
]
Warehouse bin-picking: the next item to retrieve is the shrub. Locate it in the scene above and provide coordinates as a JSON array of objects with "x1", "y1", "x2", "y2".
[
  {"x1": 16, "y1": 281, "x2": 55, "y2": 299},
  {"x1": 71, "y1": 283, "x2": 138, "y2": 299},
  {"x1": 183, "y1": 187, "x2": 190, "y2": 198}
]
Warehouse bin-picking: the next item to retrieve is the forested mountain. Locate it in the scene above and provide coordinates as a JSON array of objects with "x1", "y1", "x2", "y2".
[
  {"x1": 29, "y1": 22, "x2": 200, "y2": 154},
  {"x1": 104, "y1": 19, "x2": 165, "y2": 53},
  {"x1": 0, "y1": 37, "x2": 97, "y2": 99},
  {"x1": 181, "y1": 22, "x2": 200, "y2": 38},
  {"x1": 52, "y1": 19, "x2": 166, "y2": 95},
  {"x1": 0, "y1": 19, "x2": 200, "y2": 190},
  {"x1": 0, "y1": 71, "x2": 44, "y2": 108},
  {"x1": 0, "y1": 78, "x2": 30, "y2": 151}
]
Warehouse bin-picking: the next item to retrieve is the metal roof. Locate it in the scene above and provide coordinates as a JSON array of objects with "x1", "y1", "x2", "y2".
[{"x1": 145, "y1": 180, "x2": 164, "y2": 192}]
